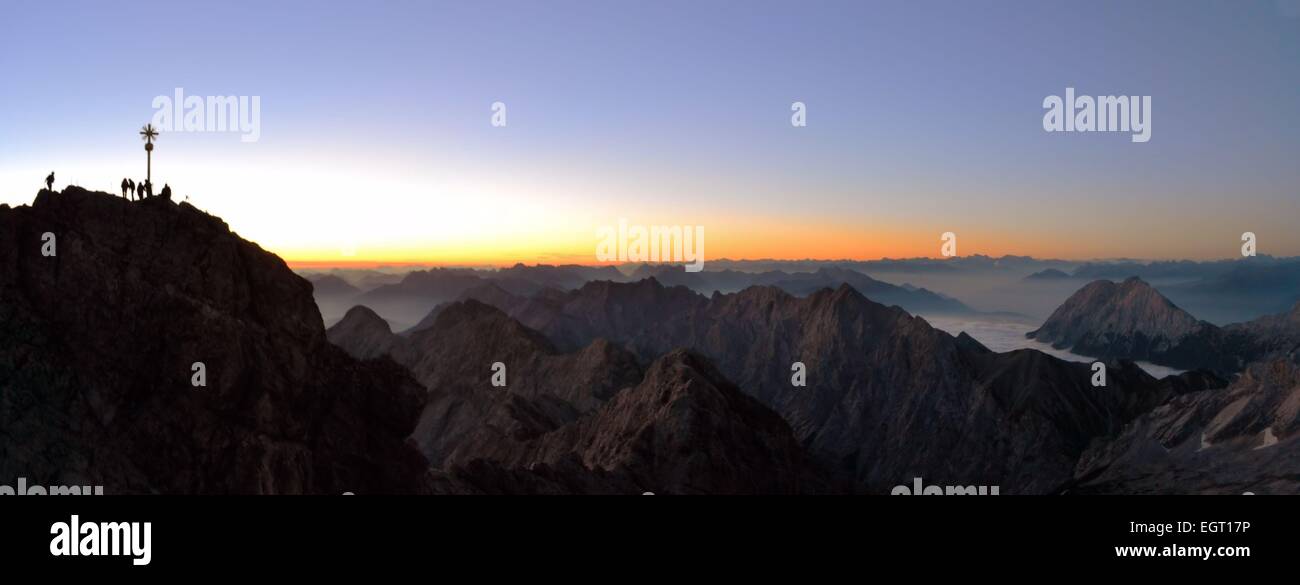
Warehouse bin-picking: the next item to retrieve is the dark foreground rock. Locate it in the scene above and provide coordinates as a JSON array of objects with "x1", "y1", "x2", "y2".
[{"x1": 0, "y1": 188, "x2": 427, "y2": 494}]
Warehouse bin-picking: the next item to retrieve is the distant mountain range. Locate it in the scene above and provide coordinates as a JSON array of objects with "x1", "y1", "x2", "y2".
[
  {"x1": 305, "y1": 261, "x2": 979, "y2": 331},
  {"x1": 1015, "y1": 258, "x2": 1300, "y2": 324},
  {"x1": 627, "y1": 264, "x2": 972, "y2": 313},
  {"x1": 693, "y1": 255, "x2": 1076, "y2": 275},
  {"x1": 305, "y1": 274, "x2": 361, "y2": 297},
  {"x1": 304, "y1": 254, "x2": 1300, "y2": 326}
]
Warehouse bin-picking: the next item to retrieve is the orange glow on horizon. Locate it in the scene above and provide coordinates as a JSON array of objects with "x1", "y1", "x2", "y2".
[{"x1": 278, "y1": 216, "x2": 1083, "y2": 268}]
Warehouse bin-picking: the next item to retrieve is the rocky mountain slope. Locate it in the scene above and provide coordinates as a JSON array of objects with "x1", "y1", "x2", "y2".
[
  {"x1": 1072, "y1": 351, "x2": 1300, "y2": 494},
  {"x1": 1028, "y1": 277, "x2": 1297, "y2": 375},
  {"x1": 1228, "y1": 301, "x2": 1300, "y2": 358},
  {"x1": 329, "y1": 299, "x2": 829, "y2": 493},
  {"x1": 0, "y1": 188, "x2": 427, "y2": 494},
  {"x1": 425, "y1": 350, "x2": 832, "y2": 494}
]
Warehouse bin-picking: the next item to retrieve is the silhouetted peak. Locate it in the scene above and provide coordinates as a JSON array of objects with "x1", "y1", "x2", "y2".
[
  {"x1": 309, "y1": 274, "x2": 362, "y2": 297},
  {"x1": 431, "y1": 298, "x2": 512, "y2": 326},
  {"x1": 832, "y1": 281, "x2": 862, "y2": 296},
  {"x1": 415, "y1": 298, "x2": 556, "y2": 354},
  {"x1": 955, "y1": 331, "x2": 992, "y2": 354},
  {"x1": 731, "y1": 284, "x2": 796, "y2": 304},
  {"x1": 336, "y1": 305, "x2": 392, "y2": 334},
  {"x1": 806, "y1": 281, "x2": 876, "y2": 308}
]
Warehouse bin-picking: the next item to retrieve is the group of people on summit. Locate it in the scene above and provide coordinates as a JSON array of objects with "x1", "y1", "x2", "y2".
[
  {"x1": 120, "y1": 177, "x2": 171, "y2": 201},
  {"x1": 43, "y1": 172, "x2": 173, "y2": 202}
]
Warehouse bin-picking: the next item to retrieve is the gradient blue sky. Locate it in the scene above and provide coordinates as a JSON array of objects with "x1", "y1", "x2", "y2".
[{"x1": 2, "y1": 0, "x2": 1298, "y2": 263}]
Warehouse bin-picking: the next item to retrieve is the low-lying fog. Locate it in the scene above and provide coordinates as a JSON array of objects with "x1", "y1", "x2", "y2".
[{"x1": 920, "y1": 314, "x2": 1185, "y2": 378}]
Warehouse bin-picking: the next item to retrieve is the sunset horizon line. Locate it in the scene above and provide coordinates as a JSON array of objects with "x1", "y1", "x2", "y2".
[{"x1": 283, "y1": 252, "x2": 1295, "y2": 271}]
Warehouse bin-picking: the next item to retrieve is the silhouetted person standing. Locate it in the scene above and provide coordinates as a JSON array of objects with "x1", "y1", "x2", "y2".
[
  {"x1": 134, "y1": 182, "x2": 143, "y2": 200},
  {"x1": 121, "y1": 178, "x2": 130, "y2": 198},
  {"x1": 160, "y1": 184, "x2": 172, "y2": 201},
  {"x1": 128, "y1": 179, "x2": 137, "y2": 200},
  {"x1": 45, "y1": 172, "x2": 54, "y2": 192},
  {"x1": 145, "y1": 180, "x2": 153, "y2": 198}
]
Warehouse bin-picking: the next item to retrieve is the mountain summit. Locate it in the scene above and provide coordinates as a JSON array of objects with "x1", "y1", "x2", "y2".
[
  {"x1": 1030, "y1": 277, "x2": 1296, "y2": 374},
  {"x1": 0, "y1": 188, "x2": 427, "y2": 493},
  {"x1": 1029, "y1": 277, "x2": 1205, "y2": 346}
]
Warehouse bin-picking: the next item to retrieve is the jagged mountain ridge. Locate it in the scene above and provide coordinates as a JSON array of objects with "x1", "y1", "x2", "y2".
[
  {"x1": 377, "y1": 276, "x2": 1217, "y2": 493},
  {"x1": 316, "y1": 260, "x2": 980, "y2": 332},
  {"x1": 329, "y1": 299, "x2": 829, "y2": 493},
  {"x1": 627, "y1": 264, "x2": 973, "y2": 314}
]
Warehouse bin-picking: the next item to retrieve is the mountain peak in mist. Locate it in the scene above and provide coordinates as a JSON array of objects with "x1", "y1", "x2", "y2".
[{"x1": 1029, "y1": 277, "x2": 1204, "y2": 347}]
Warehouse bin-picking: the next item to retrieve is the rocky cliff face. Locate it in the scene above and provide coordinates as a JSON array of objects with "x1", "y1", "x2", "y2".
[{"x1": 0, "y1": 188, "x2": 427, "y2": 494}]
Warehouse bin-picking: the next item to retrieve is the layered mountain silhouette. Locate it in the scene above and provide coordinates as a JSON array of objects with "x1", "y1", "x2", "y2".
[
  {"x1": 6, "y1": 187, "x2": 1293, "y2": 495},
  {"x1": 1028, "y1": 277, "x2": 1300, "y2": 375},
  {"x1": 307, "y1": 273, "x2": 361, "y2": 297},
  {"x1": 349, "y1": 276, "x2": 1230, "y2": 493},
  {"x1": 350, "y1": 268, "x2": 511, "y2": 329},
  {"x1": 1163, "y1": 259, "x2": 1300, "y2": 324},
  {"x1": 310, "y1": 260, "x2": 979, "y2": 332},
  {"x1": 626, "y1": 264, "x2": 973, "y2": 314},
  {"x1": 0, "y1": 188, "x2": 427, "y2": 494},
  {"x1": 320, "y1": 264, "x2": 627, "y2": 330}
]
